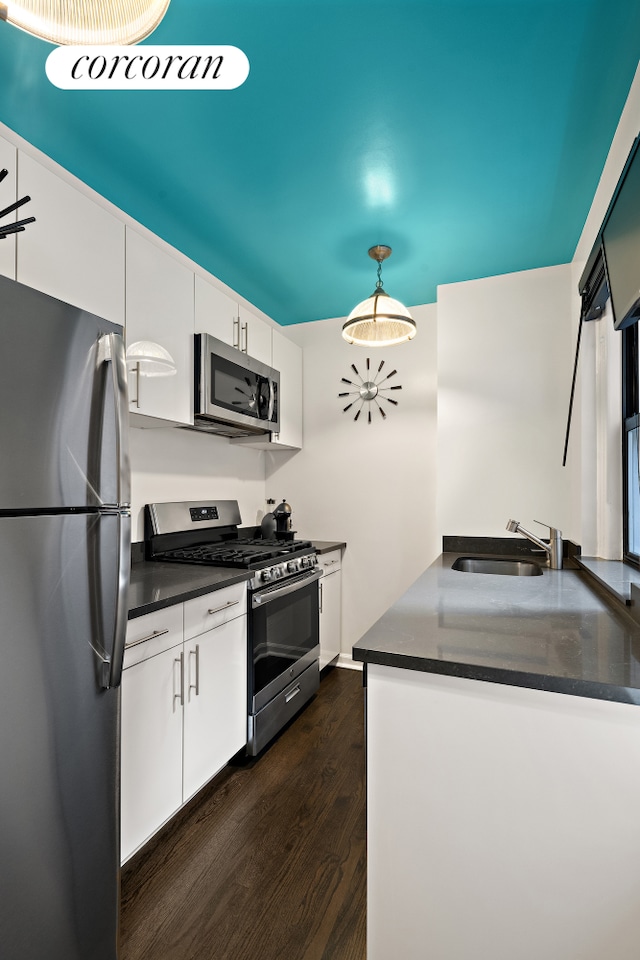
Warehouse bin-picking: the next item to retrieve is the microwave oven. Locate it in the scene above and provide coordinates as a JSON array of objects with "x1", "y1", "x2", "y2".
[{"x1": 193, "y1": 333, "x2": 280, "y2": 438}]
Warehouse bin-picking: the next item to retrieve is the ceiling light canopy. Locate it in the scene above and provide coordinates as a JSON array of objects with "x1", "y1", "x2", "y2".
[
  {"x1": 342, "y1": 245, "x2": 416, "y2": 347},
  {"x1": 0, "y1": 0, "x2": 171, "y2": 45}
]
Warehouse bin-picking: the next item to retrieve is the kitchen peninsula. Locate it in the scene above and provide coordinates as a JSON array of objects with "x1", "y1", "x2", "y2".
[{"x1": 353, "y1": 540, "x2": 640, "y2": 960}]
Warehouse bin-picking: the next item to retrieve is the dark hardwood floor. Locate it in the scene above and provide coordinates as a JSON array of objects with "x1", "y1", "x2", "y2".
[{"x1": 120, "y1": 666, "x2": 366, "y2": 960}]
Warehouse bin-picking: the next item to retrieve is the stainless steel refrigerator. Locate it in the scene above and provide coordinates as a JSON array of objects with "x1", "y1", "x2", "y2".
[{"x1": 0, "y1": 275, "x2": 130, "y2": 960}]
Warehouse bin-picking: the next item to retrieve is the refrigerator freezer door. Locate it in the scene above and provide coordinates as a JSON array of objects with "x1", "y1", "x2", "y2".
[
  {"x1": 0, "y1": 513, "x2": 123, "y2": 960},
  {"x1": 0, "y1": 275, "x2": 129, "y2": 511}
]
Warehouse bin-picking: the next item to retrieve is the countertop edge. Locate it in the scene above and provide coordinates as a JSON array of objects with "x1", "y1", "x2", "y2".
[
  {"x1": 353, "y1": 648, "x2": 640, "y2": 707},
  {"x1": 312, "y1": 541, "x2": 346, "y2": 554},
  {"x1": 127, "y1": 566, "x2": 252, "y2": 620}
]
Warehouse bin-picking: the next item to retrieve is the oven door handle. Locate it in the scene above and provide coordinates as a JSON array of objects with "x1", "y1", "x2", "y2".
[{"x1": 251, "y1": 568, "x2": 323, "y2": 608}]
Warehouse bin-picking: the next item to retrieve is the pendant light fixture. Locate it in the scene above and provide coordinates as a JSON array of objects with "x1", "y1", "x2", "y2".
[
  {"x1": 126, "y1": 339, "x2": 176, "y2": 408},
  {"x1": 0, "y1": 0, "x2": 171, "y2": 45},
  {"x1": 342, "y1": 245, "x2": 416, "y2": 347}
]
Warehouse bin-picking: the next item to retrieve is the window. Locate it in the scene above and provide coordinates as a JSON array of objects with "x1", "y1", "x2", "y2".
[{"x1": 623, "y1": 322, "x2": 640, "y2": 565}]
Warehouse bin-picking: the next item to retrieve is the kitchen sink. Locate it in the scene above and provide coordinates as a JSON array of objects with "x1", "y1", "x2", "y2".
[{"x1": 451, "y1": 557, "x2": 543, "y2": 576}]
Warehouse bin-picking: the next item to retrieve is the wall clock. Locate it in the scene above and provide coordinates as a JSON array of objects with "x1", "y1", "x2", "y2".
[
  {"x1": 0, "y1": 168, "x2": 35, "y2": 239},
  {"x1": 339, "y1": 358, "x2": 402, "y2": 423}
]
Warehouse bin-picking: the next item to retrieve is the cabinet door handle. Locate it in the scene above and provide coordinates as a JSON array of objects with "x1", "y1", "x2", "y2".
[
  {"x1": 233, "y1": 316, "x2": 240, "y2": 349},
  {"x1": 241, "y1": 321, "x2": 248, "y2": 354},
  {"x1": 125, "y1": 627, "x2": 169, "y2": 650},
  {"x1": 189, "y1": 644, "x2": 200, "y2": 698},
  {"x1": 285, "y1": 685, "x2": 301, "y2": 704},
  {"x1": 207, "y1": 598, "x2": 240, "y2": 616},
  {"x1": 319, "y1": 581, "x2": 323, "y2": 613},
  {"x1": 174, "y1": 652, "x2": 184, "y2": 709}
]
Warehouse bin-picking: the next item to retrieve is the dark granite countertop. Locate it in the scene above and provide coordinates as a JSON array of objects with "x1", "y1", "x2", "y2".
[
  {"x1": 128, "y1": 561, "x2": 251, "y2": 620},
  {"x1": 312, "y1": 541, "x2": 346, "y2": 555},
  {"x1": 352, "y1": 549, "x2": 640, "y2": 706}
]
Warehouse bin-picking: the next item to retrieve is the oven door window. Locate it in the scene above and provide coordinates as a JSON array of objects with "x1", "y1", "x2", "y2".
[
  {"x1": 210, "y1": 353, "x2": 270, "y2": 421},
  {"x1": 250, "y1": 580, "x2": 319, "y2": 695}
]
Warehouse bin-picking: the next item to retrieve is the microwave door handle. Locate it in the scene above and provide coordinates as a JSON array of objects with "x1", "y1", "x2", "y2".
[{"x1": 268, "y1": 379, "x2": 276, "y2": 422}]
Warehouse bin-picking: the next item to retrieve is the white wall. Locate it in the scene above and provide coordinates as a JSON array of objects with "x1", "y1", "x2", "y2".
[
  {"x1": 129, "y1": 427, "x2": 266, "y2": 541},
  {"x1": 437, "y1": 263, "x2": 576, "y2": 542},
  {"x1": 265, "y1": 304, "x2": 438, "y2": 656}
]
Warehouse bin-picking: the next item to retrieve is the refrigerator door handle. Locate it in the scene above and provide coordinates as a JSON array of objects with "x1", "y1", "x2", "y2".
[
  {"x1": 100, "y1": 331, "x2": 131, "y2": 508},
  {"x1": 103, "y1": 510, "x2": 131, "y2": 689}
]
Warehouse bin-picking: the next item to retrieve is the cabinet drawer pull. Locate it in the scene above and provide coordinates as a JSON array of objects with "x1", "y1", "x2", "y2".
[
  {"x1": 174, "y1": 652, "x2": 184, "y2": 709},
  {"x1": 125, "y1": 627, "x2": 169, "y2": 649},
  {"x1": 207, "y1": 599, "x2": 241, "y2": 616},
  {"x1": 285, "y1": 685, "x2": 301, "y2": 704},
  {"x1": 189, "y1": 644, "x2": 200, "y2": 698},
  {"x1": 324, "y1": 559, "x2": 340, "y2": 567}
]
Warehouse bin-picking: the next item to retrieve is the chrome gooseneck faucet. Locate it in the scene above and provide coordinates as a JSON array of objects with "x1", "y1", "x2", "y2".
[{"x1": 506, "y1": 519, "x2": 563, "y2": 570}]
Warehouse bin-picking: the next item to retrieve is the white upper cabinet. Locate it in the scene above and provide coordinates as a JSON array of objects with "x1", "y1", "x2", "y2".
[
  {"x1": 195, "y1": 274, "x2": 239, "y2": 348},
  {"x1": 237, "y1": 303, "x2": 272, "y2": 366},
  {"x1": 0, "y1": 135, "x2": 17, "y2": 280},
  {"x1": 16, "y1": 152, "x2": 125, "y2": 324},
  {"x1": 271, "y1": 328, "x2": 302, "y2": 449},
  {"x1": 125, "y1": 228, "x2": 194, "y2": 425},
  {"x1": 231, "y1": 326, "x2": 303, "y2": 451},
  {"x1": 195, "y1": 274, "x2": 272, "y2": 366}
]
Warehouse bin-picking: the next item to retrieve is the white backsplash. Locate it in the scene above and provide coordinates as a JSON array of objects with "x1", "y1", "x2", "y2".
[{"x1": 129, "y1": 424, "x2": 266, "y2": 542}]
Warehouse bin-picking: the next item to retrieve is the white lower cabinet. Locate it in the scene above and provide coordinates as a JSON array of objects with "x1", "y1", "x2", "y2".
[
  {"x1": 182, "y1": 614, "x2": 247, "y2": 802},
  {"x1": 121, "y1": 642, "x2": 184, "y2": 861},
  {"x1": 121, "y1": 606, "x2": 184, "y2": 862},
  {"x1": 121, "y1": 587, "x2": 247, "y2": 863},
  {"x1": 319, "y1": 550, "x2": 342, "y2": 670}
]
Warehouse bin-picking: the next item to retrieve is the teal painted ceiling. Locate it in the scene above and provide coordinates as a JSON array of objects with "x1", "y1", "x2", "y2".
[{"x1": 0, "y1": 1, "x2": 638, "y2": 325}]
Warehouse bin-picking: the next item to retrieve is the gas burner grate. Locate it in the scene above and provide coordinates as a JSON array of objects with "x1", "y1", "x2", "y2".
[{"x1": 156, "y1": 536, "x2": 315, "y2": 569}]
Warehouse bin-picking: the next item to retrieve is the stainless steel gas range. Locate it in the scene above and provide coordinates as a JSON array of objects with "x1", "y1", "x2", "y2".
[{"x1": 145, "y1": 500, "x2": 322, "y2": 755}]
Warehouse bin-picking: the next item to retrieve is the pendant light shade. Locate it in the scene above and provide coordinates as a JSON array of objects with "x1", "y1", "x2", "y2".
[
  {"x1": 126, "y1": 340, "x2": 176, "y2": 376},
  {"x1": 0, "y1": 0, "x2": 171, "y2": 45},
  {"x1": 342, "y1": 245, "x2": 416, "y2": 347}
]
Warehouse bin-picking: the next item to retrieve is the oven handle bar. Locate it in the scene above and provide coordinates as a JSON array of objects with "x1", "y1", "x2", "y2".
[{"x1": 251, "y1": 568, "x2": 323, "y2": 608}]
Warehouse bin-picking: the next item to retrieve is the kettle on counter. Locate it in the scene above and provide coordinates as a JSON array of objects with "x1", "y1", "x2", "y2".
[
  {"x1": 273, "y1": 498, "x2": 292, "y2": 535},
  {"x1": 260, "y1": 511, "x2": 277, "y2": 539}
]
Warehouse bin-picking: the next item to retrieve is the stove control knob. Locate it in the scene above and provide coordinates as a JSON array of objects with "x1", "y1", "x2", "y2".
[
  {"x1": 287, "y1": 560, "x2": 297, "y2": 572},
  {"x1": 260, "y1": 569, "x2": 272, "y2": 582}
]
